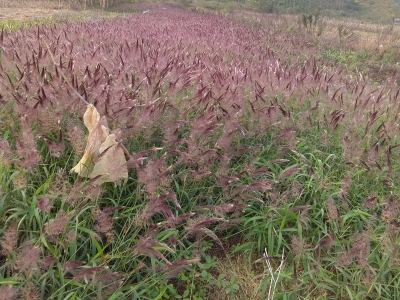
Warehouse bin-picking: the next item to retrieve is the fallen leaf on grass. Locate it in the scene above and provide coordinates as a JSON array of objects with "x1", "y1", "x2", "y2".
[
  {"x1": 71, "y1": 104, "x2": 128, "y2": 184},
  {"x1": 89, "y1": 134, "x2": 128, "y2": 184}
]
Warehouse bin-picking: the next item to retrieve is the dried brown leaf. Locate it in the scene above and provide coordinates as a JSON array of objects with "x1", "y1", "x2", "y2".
[{"x1": 70, "y1": 104, "x2": 128, "y2": 183}]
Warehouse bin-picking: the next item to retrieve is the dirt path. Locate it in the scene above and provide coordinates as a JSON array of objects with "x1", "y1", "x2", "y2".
[
  {"x1": 0, "y1": 7, "x2": 74, "y2": 21},
  {"x1": 0, "y1": 1, "x2": 69, "y2": 20},
  {"x1": 0, "y1": 1, "x2": 123, "y2": 22}
]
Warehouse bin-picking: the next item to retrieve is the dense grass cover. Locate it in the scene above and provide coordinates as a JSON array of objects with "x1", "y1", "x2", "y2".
[{"x1": 1, "y1": 6, "x2": 400, "y2": 299}]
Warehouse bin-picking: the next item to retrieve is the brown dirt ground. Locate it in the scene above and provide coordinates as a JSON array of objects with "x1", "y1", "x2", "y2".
[
  {"x1": 0, "y1": 1, "x2": 178, "y2": 22},
  {"x1": 0, "y1": 0, "x2": 132, "y2": 22},
  {"x1": 0, "y1": 7, "x2": 73, "y2": 21},
  {"x1": 0, "y1": 1, "x2": 74, "y2": 20}
]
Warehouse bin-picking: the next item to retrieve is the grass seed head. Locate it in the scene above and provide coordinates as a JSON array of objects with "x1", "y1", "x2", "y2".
[
  {"x1": 0, "y1": 285, "x2": 18, "y2": 300},
  {"x1": 74, "y1": 266, "x2": 107, "y2": 282},
  {"x1": 327, "y1": 197, "x2": 340, "y2": 221},
  {"x1": 66, "y1": 123, "x2": 87, "y2": 156},
  {"x1": 0, "y1": 219, "x2": 19, "y2": 256},
  {"x1": 37, "y1": 197, "x2": 53, "y2": 212},
  {"x1": 14, "y1": 242, "x2": 42, "y2": 273},
  {"x1": 291, "y1": 234, "x2": 310, "y2": 259},
  {"x1": 16, "y1": 116, "x2": 41, "y2": 170},
  {"x1": 20, "y1": 282, "x2": 40, "y2": 300},
  {"x1": 44, "y1": 210, "x2": 69, "y2": 238},
  {"x1": 93, "y1": 207, "x2": 115, "y2": 237},
  {"x1": 352, "y1": 231, "x2": 370, "y2": 268},
  {"x1": 0, "y1": 139, "x2": 12, "y2": 167},
  {"x1": 381, "y1": 198, "x2": 399, "y2": 223},
  {"x1": 40, "y1": 255, "x2": 56, "y2": 270}
]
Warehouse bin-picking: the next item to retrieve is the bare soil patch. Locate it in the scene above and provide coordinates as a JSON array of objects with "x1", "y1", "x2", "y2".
[
  {"x1": 0, "y1": 7, "x2": 72, "y2": 21},
  {"x1": 0, "y1": 0, "x2": 123, "y2": 22},
  {"x1": 0, "y1": 1, "x2": 73, "y2": 20}
]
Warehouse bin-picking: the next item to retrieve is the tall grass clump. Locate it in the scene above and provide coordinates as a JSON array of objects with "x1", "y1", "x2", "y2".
[{"x1": 1, "y1": 5, "x2": 400, "y2": 299}]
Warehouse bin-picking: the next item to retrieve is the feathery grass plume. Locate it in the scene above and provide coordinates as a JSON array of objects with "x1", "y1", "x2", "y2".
[
  {"x1": 35, "y1": 103, "x2": 64, "y2": 134},
  {"x1": 281, "y1": 181, "x2": 303, "y2": 203},
  {"x1": 196, "y1": 203, "x2": 248, "y2": 218},
  {"x1": 340, "y1": 190, "x2": 350, "y2": 211},
  {"x1": 133, "y1": 227, "x2": 175, "y2": 265},
  {"x1": 45, "y1": 130, "x2": 65, "y2": 158},
  {"x1": 0, "y1": 219, "x2": 18, "y2": 256},
  {"x1": 381, "y1": 197, "x2": 398, "y2": 223},
  {"x1": 14, "y1": 171, "x2": 27, "y2": 188},
  {"x1": 16, "y1": 116, "x2": 41, "y2": 170},
  {"x1": 342, "y1": 133, "x2": 364, "y2": 163},
  {"x1": 188, "y1": 108, "x2": 219, "y2": 141},
  {"x1": 129, "y1": 101, "x2": 164, "y2": 137},
  {"x1": 65, "y1": 230, "x2": 77, "y2": 245},
  {"x1": 103, "y1": 281, "x2": 124, "y2": 298},
  {"x1": 314, "y1": 232, "x2": 335, "y2": 263},
  {"x1": 215, "y1": 119, "x2": 245, "y2": 153},
  {"x1": 363, "y1": 270, "x2": 376, "y2": 287},
  {"x1": 20, "y1": 282, "x2": 40, "y2": 300},
  {"x1": 162, "y1": 119, "x2": 184, "y2": 145},
  {"x1": 74, "y1": 266, "x2": 108, "y2": 282},
  {"x1": 291, "y1": 234, "x2": 310, "y2": 259},
  {"x1": 92, "y1": 206, "x2": 123, "y2": 242},
  {"x1": 336, "y1": 230, "x2": 371, "y2": 269},
  {"x1": 95, "y1": 272, "x2": 124, "y2": 285},
  {"x1": 352, "y1": 230, "x2": 370, "y2": 268},
  {"x1": 326, "y1": 197, "x2": 340, "y2": 221},
  {"x1": 14, "y1": 242, "x2": 42, "y2": 273},
  {"x1": 161, "y1": 212, "x2": 195, "y2": 229},
  {"x1": 167, "y1": 235, "x2": 179, "y2": 247},
  {"x1": 0, "y1": 138, "x2": 12, "y2": 167},
  {"x1": 157, "y1": 257, "x2": 201, "y2": 278},
  {"x1": 317, "y1": 232, "x2": 335, "y2": 250},
  {"x1": 136, "y1": 156, "x2": 172, "y2": 196},
  {"x1": 336, "y1": 248, "x2": 354, "y2": 267},
  {"x1": 298, "y1": 206, "x2": 311, "y2": 228},
  {"x1": 44, "y1": 210, "x2": 69, "y2": 239},
  {"x1": 96, "y1": 274, "x2": 124, "y2": 299},
  {"x1": 216, "y1": 171, "x2": 239, "y2": 196},
  {"x1": 2, "y1": 6, "x2": 400, "y2": 298},
  {"x1": 137, "y1": 194, "x2": 175, "y2": 224},
  {"x1": 184, "y1": 215, "x2": 226, "y2": 247},
  {"x1": 380, "y1": 223, "x2": 400, "y2": 267},
  {"x1": 37, "y1": 197, "x2": 53, "y2": 212},
  {"x1": 278, "y1": 164, "x2": 301, "y2": 181},
  {"x1": 367, "y1": 142, "x2": 379, "y2": 164},
  {"x1": 363, "y1": 195, "x2": 377, "y2": 209},
  {"x1": 93, "y1": 208, "x2": 114, "y2": 235},
  {"x1": 215, "y1": 218, "x2": 245, "y2": 232},
  {"x1": 40, "y1": 255, "x2": 56, "y2": 270},
  {"x1": 63, "y1": 178, "x2": 104, "y2": 206},
  {"x1": 340, "y1": 173, "x2": 352, "y2": 194},
  {"x1": 0, "y1": 285, "x2": 18, "y2": 300},
  {"x1": 178, "y1": 141, "x2": 229, "y2": 175},
  {"x1": 47, "y1": 168, "x2": 70, "y2": 197},
  {"x1": 63, "y1": 260, "x2": 86, "y2": 272},
  {"x1": 66, "y1": 122, "x2": 87, "y2": 156}
]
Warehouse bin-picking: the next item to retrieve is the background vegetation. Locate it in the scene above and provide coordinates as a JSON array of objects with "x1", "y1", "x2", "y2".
[
  {"x1": 2, "y1": 0, "x2": 400, "y2": 22},
  {"x1": 1, "y1": 1, "x2": 400, "y2": 300}
]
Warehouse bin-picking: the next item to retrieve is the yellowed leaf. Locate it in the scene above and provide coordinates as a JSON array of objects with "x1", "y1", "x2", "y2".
[
  {"x1": 98, "y1": 134, "x2": 118, "y2": 154},
  {"x1": 71, "y1": 105, "x2": 128, "y2": 184},
  {"x1": 71, "y1": 105, "x2": 109, "y2": 177},
  {"x1": 83, "y1": 104, "x2": 100, "y2": 133},
  {"x1": 89, "y1": 134, "x2": 128, "y2": 184}
]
